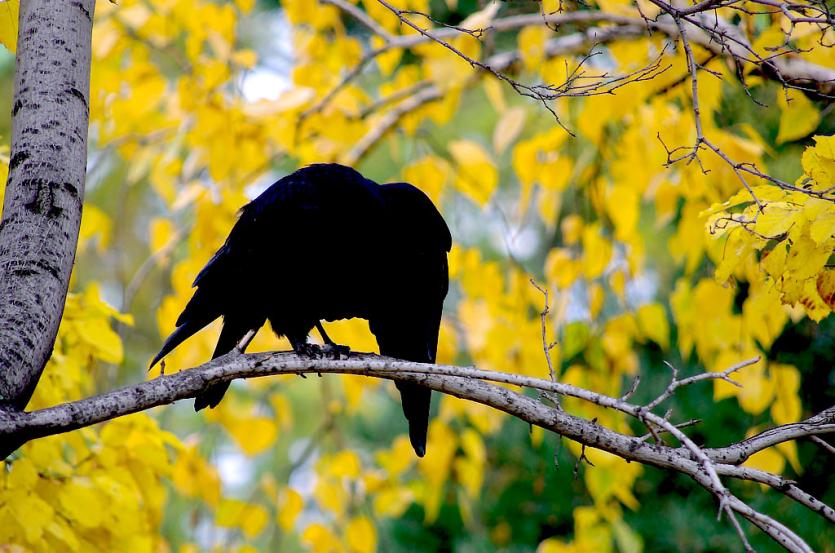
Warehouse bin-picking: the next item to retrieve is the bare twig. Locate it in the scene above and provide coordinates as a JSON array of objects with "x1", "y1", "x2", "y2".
[
  {"x1": 809, "y1": 435, "x2": 835, "y2": 456},
  {"x1": 322, "y1": 0, "x2": 395, "y2": 40},
  {"x1": 530, "y1": 279, "x2": 559, "y2": 383},
  {"x1": 341, "y1": 85, "x2": 443, "y2": 165},
  {"x1": 645, "y1": 357, "x2": 757, "y2": 411}
]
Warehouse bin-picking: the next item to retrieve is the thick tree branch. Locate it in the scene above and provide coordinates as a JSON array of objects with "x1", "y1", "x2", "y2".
[
  {"x1": 0, "y1": 0, "x2": 95, "y2": 410},
  {"x1": 0, "y1": 351, "x2": 832, "y2": 550}
]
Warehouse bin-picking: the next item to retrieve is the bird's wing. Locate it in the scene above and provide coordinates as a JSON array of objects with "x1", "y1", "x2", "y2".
[
  {"x1": 151, "y1": 163, "x2": 385, "y2": 368},
  {"x1": 371, "y1": 182, "x2": 452, "y2": 456}
]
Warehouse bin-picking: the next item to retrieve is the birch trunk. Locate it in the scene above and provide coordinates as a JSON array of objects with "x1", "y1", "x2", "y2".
[{"x1": 0, "y1": 0, "x2": 96, "y2": 410}]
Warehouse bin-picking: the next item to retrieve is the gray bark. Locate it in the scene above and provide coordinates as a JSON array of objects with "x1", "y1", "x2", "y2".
[
  {"x1": 0, "y1": 350, "x2": 831, "y2": 551},
  {"x1": 0, "y1": 0, "x2": 95, "y2": 409}
]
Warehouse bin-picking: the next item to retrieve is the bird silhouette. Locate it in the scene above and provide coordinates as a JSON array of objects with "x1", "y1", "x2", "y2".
[{"x1": 150, "y1": 163, "x2": 451, "y2": 457}]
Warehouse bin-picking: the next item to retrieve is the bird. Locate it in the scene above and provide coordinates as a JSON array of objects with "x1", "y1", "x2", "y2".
[{"x1": 150, "y1": 163, "x2": 451, "y2": 457}]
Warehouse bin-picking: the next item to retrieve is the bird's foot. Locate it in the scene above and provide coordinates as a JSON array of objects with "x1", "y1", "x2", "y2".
[
  {"x1": 294, "y1": 342, "x2": 350, "y2": 360},
  {"x1": 295, "y1": 342, "x2": 324, "y2": 358},
  {"x1": 321, "y1": 343, "x2": 350, "y2": 359}
]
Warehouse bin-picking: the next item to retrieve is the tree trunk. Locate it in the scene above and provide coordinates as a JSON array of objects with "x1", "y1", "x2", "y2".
[{"x1": 0, "y1": 0, "x2": 95, "y2": 410}]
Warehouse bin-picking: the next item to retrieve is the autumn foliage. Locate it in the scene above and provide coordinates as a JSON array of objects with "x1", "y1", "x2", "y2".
[{"x1": 0, "y1": 0, "x2": 833, "y2": 551}]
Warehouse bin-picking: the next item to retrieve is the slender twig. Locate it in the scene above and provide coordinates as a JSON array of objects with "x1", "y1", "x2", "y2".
[
  {"x1": 809, "y1": 435, "x2": 835, "y2": 456},
  {"x1": 321, "y1": 0, "x2": 395, "y2": 40}
]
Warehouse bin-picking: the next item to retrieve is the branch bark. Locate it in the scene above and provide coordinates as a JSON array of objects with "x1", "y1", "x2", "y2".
[
  {"x1": 1, "y1": 351, "x2": 832, "y2": 551},
  {"x1": 0, "y1": 0, "x2": 95, "y2": 410}
]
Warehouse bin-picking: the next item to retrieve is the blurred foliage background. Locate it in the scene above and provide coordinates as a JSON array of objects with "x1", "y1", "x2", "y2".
[{"x1": 0, "y1": 0, "x2": 833, "y2": 551}]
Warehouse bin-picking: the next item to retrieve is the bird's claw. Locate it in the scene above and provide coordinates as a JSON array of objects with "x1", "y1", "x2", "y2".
[
  {"x1": 322, "y1": 343, "x2": 350, "y2": 359},
  {"x1": 296, "y1": 343, "x2": 324, "y2": 358},
  {"x1": 294, "y1": 342, "x2": 350, "y2": 360}
]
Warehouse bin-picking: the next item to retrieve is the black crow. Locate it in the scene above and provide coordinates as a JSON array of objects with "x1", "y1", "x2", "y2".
[{"x1": 150, "y1": 163, "x2": 451, "y2": 457}]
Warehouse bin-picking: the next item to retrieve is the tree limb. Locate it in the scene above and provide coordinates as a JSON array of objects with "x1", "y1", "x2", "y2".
[{"x1": 1, "y1": 350, "x2": 832, "y2": 551}]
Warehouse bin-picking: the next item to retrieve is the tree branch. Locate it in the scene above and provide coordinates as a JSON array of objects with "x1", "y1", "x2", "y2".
[
  {"x1": 340, "y1": 25, "x2": 653, "y2": 163},
  {"x1": 1, "y1": 350, "x2": 832, "y2": 550},
  {"x1": 0, "y1": 0, "x2": 96, "y2": 410},
  {"x1": 322, "y1": 1, "x2": 835, "y2": 96}
]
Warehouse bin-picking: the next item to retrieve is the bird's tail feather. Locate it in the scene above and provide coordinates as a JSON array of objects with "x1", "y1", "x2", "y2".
[
  {"x1": 193, "y1": 381, "x2": 230, "y2": 411},
  {"x1": 395, "y1": 381, "x2": 431, "y2": 457},
  {"x1": 193, "y1": 319, "x2": 252, "y2": 412},
  {"x1": 149, "y1": 316, "x2": 213, "y2": 370}
]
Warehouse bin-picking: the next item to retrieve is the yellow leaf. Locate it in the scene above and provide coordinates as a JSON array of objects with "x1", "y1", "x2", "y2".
[
  {"x1": 216, "y1": 499, "x2": 268, "y2": 538},
  {"x1": 172, "y1": 444, "x2": 221, "y2": 505},
  {"x1": 402, "y1": 155, "x2": 450, "y2": 205},
  {"x1": 754, "y1": 202, "x2": 798, "y2": 238},
  {"x1": 236, "y1": 0, "x2": 256, "y2": 13},
  {"x1": 711, "y1": 350, "x2": 747, "y2": 401},
  {"x1": 545, "y1": 248, "x2": 580, "y2": 288},
  {"x1": 302, "y1": 523, "x2": 344, "y2": 553},
  {"x1": 817, "y1": 270, "x2": 835, "y2": 310},
  {"x1": 545, "y1": 248, "x2": 580, "y2": 289},
  {"x1": 372, "y1": 36, "x2": 401, "y2": 76},
  {"x1": 14, "y1": 494, "x2": 54, "y2": 543},
  {"x1": 449, "y1": 140, "x2": 498, "y2": 206},
  {"x1": 372, "y1": 486, "x2": 413, "y2": 518},
  {"x1": 573, "y1": 506, "x2": 614, "y2": 551},
  {"x1": 376, "y1": 435, "x2": 415, "y2": 478},
  {"x1": 800, "y1": 135, "x2": 835, "y2": 191},
  {"x1": 76, "y1": 318, "x2": 124, "y2": 364},
  {"x1": 770, "y1": 364, "x2": 801, "y2": 425},
  {"x1": 809, "y1": 209, "x2": 835, "y2": 246},
  {"x1": 636, "y1": 303, "x2": 669, "y2": 349},
  {"x1": 346, "y1": 516, "x2": 377, "y2": 553},
  {"x1": 423, "y1": 37, "x2": 479, "y2": 91},
  {"x1": 457, "y1": 428, "x2": 485, "y2": 497},
  {"x1": 736, "y1": 360, "x2": 775, "y2": 415},
  {"x1": 150, "y1": 217, "x2": 176, "y2": 256},
  {"x1": 777, "y1": 440, "x2": 802, "y2": 474},
  {"x1": 319, "y1": 450, "x2": 361, "y2": 479},
  {"x1": 612, "y1": 519, "x2": 643, "y2": 553},
  {"x1": 609, "y1": 270, "x2": 626, "y2": 302},
  {"x1": 761, "y1": 242, "x2": 787, "y2": 280},
  {"x1": 799, "y1": 277, "x2": 830, "y2": 321},
  {"x1": 776, "y1": 89, "x2": 821, "y2": 144},
  {"x1": 605, "y1": 184, "x2": 639, "y2": 241},
  {"x1": 589, "y1": 283, "x2": 604, "y2": 320},
  {"x1": 232, "y1": 48, "x2": 258, "y2": 68},
  {"x1": 518, "y1": 25, "x2": 548, "y2": 71},
  {"x1": 581, "y1": 223, "x2": 612, "y2": 279},
  {"x1": 744, "y1": 444, "x2": 784, "y2": 475},
  {"x1": 483, "y1": 77, "x2": 506, "y2": 113},
  {"x1": 417, "y1": 420, "x2": 458, "y2": 522},
  {"x1": 314, "y1": 478, "x2": 348, "y2": 519},
  {"x1": 277, "y1": 488, "x2": 303, "y2": 531},
  {"x1": 79, "y1": 205, "x2": 113, "y2": 253},
  {"x1": 0, "y1": 0, "x2": 18, "y2": 53},
  {"x1": 493, "y1": 106, "x2": 526, "y2": 155},
  {"x1": 561, "y1": 215, "x2": 584, "y2": 245},
  {"x1": 58, "y1": 480, "x2": 105, "y2": 527},
  {"x1": 215, "y1": 500, "x2": 242, "y2": 531},
  {"x1": 225, "y1": 416, "x2": 277, "y2": 455},
  {"x1": 241, "y1": 504, "x2": 269, "y2": 539},
  {"x1": 269, "y1": 392, "x2": 294, "y2": 431}
]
